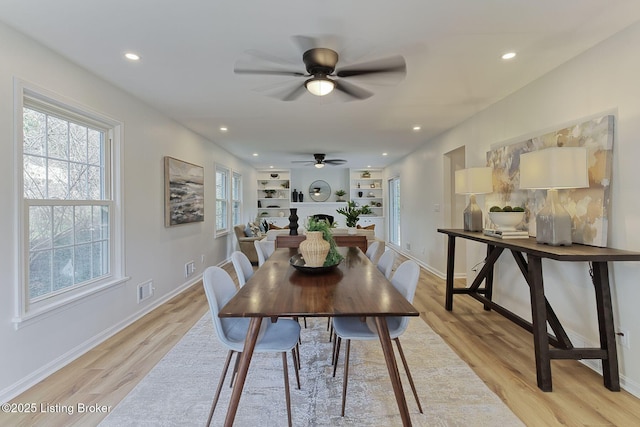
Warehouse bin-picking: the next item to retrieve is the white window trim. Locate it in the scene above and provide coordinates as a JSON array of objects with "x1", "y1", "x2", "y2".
[
  {"x1": 13, "y1": 79, "x2": 128, "y2": 328},
  {"x1": 214, "y1": 164, "x2": 230, "y2": 238}
]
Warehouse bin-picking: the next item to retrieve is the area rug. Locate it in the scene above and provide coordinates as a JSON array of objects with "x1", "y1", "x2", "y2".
[{"x1": 99, "y1": 315, "x2": 524, "y2": 427}]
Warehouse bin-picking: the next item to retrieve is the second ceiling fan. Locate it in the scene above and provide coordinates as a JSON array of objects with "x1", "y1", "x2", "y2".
[
  {"x1": 234, "y1": 36, "x2": 406, "y2": 101},
  {"x1": 292, "y1": 153, "x2": 346, "y2": 168}
]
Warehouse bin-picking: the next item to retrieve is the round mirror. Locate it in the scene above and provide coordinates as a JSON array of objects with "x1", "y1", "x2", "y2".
[{"x1": 308, "y1": 180, "x2": 331, "y2": 202}]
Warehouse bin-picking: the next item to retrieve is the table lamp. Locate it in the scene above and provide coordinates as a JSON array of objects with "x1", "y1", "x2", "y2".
[
  {"x1": 519, "y1": 146, "x2": 588, "y2": 246},
  {"x1": 455, "y1": 167, "x2": 493, "y2": 232}
]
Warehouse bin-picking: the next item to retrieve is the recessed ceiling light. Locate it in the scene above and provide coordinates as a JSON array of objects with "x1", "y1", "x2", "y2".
[
  {"x1": 501, "y1": 52, "x2": 516, "y2": 60},
  {"x1": 367, "y1": 165, "x2": 372, "y2": 168},
  {"x1": 124, "y1": 52, "x2": 140, "y2": 61},
  {"x1": 252, "y1": 153, "x2": 258, "y2": 157},
  {"x1": 269, "y1": 165, "x2": 274, "y2": 169},
  {"x1": 220, "y1": 127, "x2": 228, "y2": 132},
  {"x1": 382, "y1": 153, "x2": 388, "y2": 156},
  {"x1": 412, "y1": 126, "x2": 421, "y2": 131}
]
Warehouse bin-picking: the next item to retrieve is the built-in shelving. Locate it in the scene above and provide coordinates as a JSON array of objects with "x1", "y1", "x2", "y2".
[
  {"x1": 257, "y1": 170, "x2": 290, "y2": 219},
  {"x1": 350, "y1": 169, "x2": 383, "y2": 216}
]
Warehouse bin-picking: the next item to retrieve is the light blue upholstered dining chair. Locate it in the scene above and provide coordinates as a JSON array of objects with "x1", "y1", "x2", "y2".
[
  {"x1": 202, "y1": 266, "x2": 301, "y2": 427},
  {"x1": 254, "y1": 239, "x2": 275, "y2": 267},
  {"x1": 365, "y1": 240, "x2": 381, "y2": 261},
  {"x1": 331, "y1": 260, "x2": 423, "y2": 417},
  {"x1": 376, "y1": 248, "x2": 396, "y2": 279},
  {"x1": 231, "y1": 250, "x2": 254, "y2": 287}
]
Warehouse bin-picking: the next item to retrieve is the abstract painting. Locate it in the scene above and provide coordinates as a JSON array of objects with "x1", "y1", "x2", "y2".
[
  {"x1": 485, "y1": 115, "x2": 614, "y2": 247},
  {"x1": 164, "y1": 157, "x2": 204, "y2": 226}
]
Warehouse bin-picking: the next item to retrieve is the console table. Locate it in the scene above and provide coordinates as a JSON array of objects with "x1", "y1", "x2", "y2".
[{"x1": 437, "y1": 228, "x2": 640, "y2": 392}]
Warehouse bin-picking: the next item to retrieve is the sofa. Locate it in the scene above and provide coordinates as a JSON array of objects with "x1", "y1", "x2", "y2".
[{"x1": 233, "y1": 224, "x2": 261, "y2": 264}]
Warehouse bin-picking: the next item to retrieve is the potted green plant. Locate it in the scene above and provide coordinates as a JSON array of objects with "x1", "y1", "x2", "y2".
[
  {"x1": 335, "y1": 189, "x2": 346, "y2": 202},
  {"x1": 336, "y1": 201, "x2": 372, "y2": 233},
  {"x1": 361, "y1": 170, "x2": 371, "y2": 178},
  {"x1": 304, "y1": 217, "x2": 343, "y2": 266}
]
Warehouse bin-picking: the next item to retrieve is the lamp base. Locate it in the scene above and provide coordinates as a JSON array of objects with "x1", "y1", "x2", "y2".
[
  {"x1": 463, "y1": 194, "x2": 483, "y2": 232},
  {"x1": 535, "y1": 189, "x2": 573, "y2": 246}
]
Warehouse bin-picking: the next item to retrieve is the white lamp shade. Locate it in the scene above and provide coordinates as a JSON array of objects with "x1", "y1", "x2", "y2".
[
  {"x1": 455, "y1": 167, "x2": 493, "y2": 194},
  {"x1": 519, "y1": 147, "x2": 588, "y2": 189},
  {"x1": 305, "y1": 78, "x2": 335, "y2": 96}
]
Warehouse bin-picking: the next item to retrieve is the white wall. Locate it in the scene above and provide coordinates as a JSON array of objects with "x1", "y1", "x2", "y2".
[
  {"x1": 0, "y1": 22, "x2": 255, "y2": 400},
  {"x1": 388, "y1": 22, "x2": 640, "y2": 396}
]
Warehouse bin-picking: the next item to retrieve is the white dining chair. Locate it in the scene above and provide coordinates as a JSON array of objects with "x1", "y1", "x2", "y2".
[
  {"x1": 332, "y1": 260, "x2": 423, "y2": 417},
  {"x1": 254, "y1": 239, "x2": 275, "y2": 267},
  {"x1": 202, "y1": 266, "x2": 301, "y2": 427},
  {"x1": 365, "y1": 240, "x2": 381, "y2": 261},
  {"x1": 376, "y1": 249, "x2": 396, "y2": 279},
  {"x1": 231, "y1": 251, "x2": 254, "y2": 287}
]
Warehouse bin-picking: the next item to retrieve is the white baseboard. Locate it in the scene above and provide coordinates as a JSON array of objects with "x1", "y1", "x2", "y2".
[{"x1": 0, "y1": 274, "x2": 203, "y2": 404}]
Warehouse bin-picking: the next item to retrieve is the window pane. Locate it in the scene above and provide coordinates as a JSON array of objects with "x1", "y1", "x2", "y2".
[
  {"x1": 52, "y1": 247, "x2": 73, "y2": 291},
  {"x1": 47, "y1": 159, "x2": 69, "y2": 199},
  {"x1": 93, "y1": 205, "x2": 109, "y2": 240},
  {"x1": 69, "y1": 123, "x2": 88, "y2": 163},
  {"x1": 24, "y1": 155, "x2": 47, "y2": 199},
  {"x1": 29, "y1": 205, "x2": 52, "y2": 250},
  {"x1": 69, "y1": 162, "x2": 89, "y2": 199},
  {"x1": 87, "y1": 130, "x2": 102, "y2": 165},
  {"x1": 74, "y1": 243, "x2": 92, "y2": 283},
  {"x1": 29, "y1": 250, "x2": 52, "y2": 299},
  {"x1": 53, "y1": 205, "x2": 73, "y2": 247},
  {"x1": 87, "y1": 165, "x2": 103, "y2": 200},
  {"x1": 75, "y1": 206, "x2": 92, "y2": 244},
  {"x1": 23, "y1": 108, "x2": 46, "y2": 156},
  {"x1": 47, "y1": 115, "x2": 69, "y2": 160}
]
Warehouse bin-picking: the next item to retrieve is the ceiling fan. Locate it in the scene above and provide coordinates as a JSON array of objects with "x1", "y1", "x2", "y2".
[
  {"x1": 234, "y1": 36, "x2": 406, "y2": 101},
  {"x1": 292, "y1": 153, "x2": 347, "y2": 168}
]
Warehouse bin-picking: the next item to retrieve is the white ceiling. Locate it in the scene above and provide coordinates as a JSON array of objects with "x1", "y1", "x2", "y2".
[{"x1": 2, "y1": 1, "x2": 640, "y2": 169}]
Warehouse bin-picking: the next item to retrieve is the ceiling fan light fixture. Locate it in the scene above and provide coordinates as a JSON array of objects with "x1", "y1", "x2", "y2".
[
  {"x1": 305, "y1": 76, "x2": 335, "y2": 96},
  {"x1": 314, "y1": 162, "x2": 325, "y2": 168}
]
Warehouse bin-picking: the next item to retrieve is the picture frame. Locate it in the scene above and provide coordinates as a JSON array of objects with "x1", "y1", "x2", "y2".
[{"x1": 164, "y1": 156, "x2": 204, "y2": 227}]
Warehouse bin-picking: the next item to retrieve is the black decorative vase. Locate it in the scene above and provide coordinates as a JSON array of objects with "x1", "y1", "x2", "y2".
[
  {"x1": 298, "y1": 193, "x2": 304, "y2": 202},
  {"x1": 289, "y1": 208, "x2": 299, "y2": 235},
  {"x1": 292, "y1": 189, "x2": 298, "y2": 202}
]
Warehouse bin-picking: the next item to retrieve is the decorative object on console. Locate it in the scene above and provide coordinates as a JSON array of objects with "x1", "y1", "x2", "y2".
[
  {"x1": 336, "y1": 201, "x2": 372, "y2": 234},
  {"x1": 519, "y1": 146, "x2": 588, "y2": 246},
  {"x1": 288, "y1": 208, "x2": 299, "y2": 235},
  {"x1": 454, "y1": 167, "x2": 493, "y2": 232},
  {"x1": 485, "y1": 115, "x2": 613, "y2": 247}
]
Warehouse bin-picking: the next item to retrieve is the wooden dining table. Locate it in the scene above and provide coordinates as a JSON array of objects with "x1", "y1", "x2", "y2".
[{"x1": 218, "y1": 246, "x2": 420, "y2": 426}]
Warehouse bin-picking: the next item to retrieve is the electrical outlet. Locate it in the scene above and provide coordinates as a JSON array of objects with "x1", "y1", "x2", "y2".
[
  {"x1": 406, "y1": 242, "x2": 411, "y2": 250},
  {"x1": 201, "y1": 254, "x2": 205, "y2": 264},
  {"x1": 617, "y1": 329, "x2": 630, "y2": 349},
  {"x1": 185, "y1": 261, "x2": 195, "y2": 278}
]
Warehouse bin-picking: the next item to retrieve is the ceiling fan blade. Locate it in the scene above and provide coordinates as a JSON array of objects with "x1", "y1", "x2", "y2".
[
  {"x1": 325, "y1": 159, "x2": 347, "y2": 165},
  {"x1": 291, "y1": 160, "x2": 315, "y2": 164},
  {"x1": 336, "y1": 55, "x2": 406, "y2": 78},
  {"x1": 234, "y1": 67, "x2": 306, "y2": 77},
  {"x1": 334, "y1": 80, "x2": 373, "y2": 100},
  {"x1": 278, "y1": 83, "x2": 307, "y2": 101}
]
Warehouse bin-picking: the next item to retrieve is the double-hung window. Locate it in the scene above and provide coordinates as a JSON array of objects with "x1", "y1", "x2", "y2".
[
  {"x1": 17, "y1": 85, "x2": 124, "y2": 323},
  {"x1": 231, "y1": 171, "x2": 242, "y2": 226},
  {"x1": 388, "y1": 176, "x2": 401, "y2": 247},
  {"x1": 215, "y1": 165, "x2": 230, "y2": 236}
]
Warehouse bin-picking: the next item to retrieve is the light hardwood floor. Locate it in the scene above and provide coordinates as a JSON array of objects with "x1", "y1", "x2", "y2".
[{"x1": 3, "y1": 260, "x2": 640, "y2": 426}]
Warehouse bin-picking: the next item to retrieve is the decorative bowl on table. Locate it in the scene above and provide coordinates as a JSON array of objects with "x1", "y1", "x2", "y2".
[
  {"x1": 289, "y1": 253, "x2": 340, "y2": 274},
  {"x1": 488, "y1": 211, "x2": 525, "y2": 231}
]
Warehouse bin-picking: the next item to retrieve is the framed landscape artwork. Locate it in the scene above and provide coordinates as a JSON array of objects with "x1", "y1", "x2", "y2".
[
  {"x1": 164, "y1": 157, "x2": 205, "y2": 227},
  {"x1": 485, "y1": 114, "x2": 614, "y2": 247}
]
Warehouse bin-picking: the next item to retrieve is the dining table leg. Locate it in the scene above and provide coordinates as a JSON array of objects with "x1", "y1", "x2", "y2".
[
  {"x1": 223, "y1": 317, "x2": 263, "y2": 427},
  {"x1": 373, "y1": 316, "x2": 412, "y2": 427}
]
